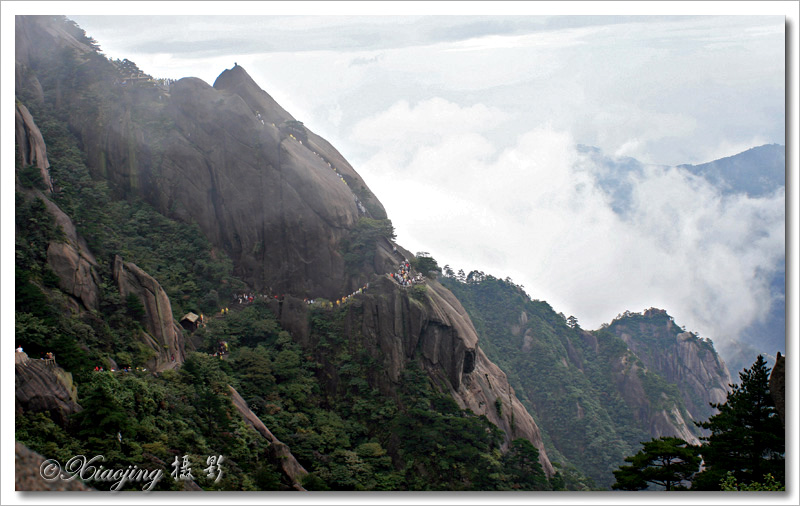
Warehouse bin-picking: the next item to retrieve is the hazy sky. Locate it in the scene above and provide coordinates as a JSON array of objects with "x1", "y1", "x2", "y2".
[
  {"x1": 1, "y1": 5, "x2": 796, "y2": 504},
  {"x1": 11, "y1": 4, "x2": 794, "y2": 356}
]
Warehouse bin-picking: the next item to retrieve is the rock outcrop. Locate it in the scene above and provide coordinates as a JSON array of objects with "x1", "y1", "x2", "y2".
[
  {"x1": 451, "y1": 346, "x2": 555, "y2": 476},
  {"x1": 609, "y1": 308, "x2": 732, "y2": 423},
  {"x1": 113, "y1": 255, "x2": 186, "y2": 371},
  {"x1": 16, "y1": 15, "x2": 555, "y2": 479},
  {"x1": 769, "y1": 352, "x2": 785, "y2": 426},
  {"x1": 16, "y1": 442, "x2": 94, "y2": 491},
  {"x1": 41, "y1": 196, "x2": 102, "y2": 311},
  {"x1": 275, "y1": 276, "x2": 554, "y2": 477},
  {"x1": 609, "y1": 352, "x2": 700, "y2": 445},
  {"x1": 15, "y1": 351, "x2": 81, "y2": 425},
  {"x1": 15, "y1": 101, "x2": 52, "y2": 192},
  {"x1": 227, "y1": 385, "x2": 308, "y2": 490}
]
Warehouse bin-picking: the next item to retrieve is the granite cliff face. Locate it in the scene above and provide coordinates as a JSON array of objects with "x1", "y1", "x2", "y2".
[
  {"x1": 608, "y1": 351, "x2": 699, "y2": 445},
  {"x1": 608, "y1": 308, "x2": 732, "y2": 423},
  {"x1": 15, "y1": 14, "x2": 555, "y2": 479},
  {"x1": 270, "y1": 276, "x2": 554, "y2": 476},
  {"x1": 15, "y1": 102, "x2": 53, "y2": 192},
  {"x1": 15, "y1": 352, "x2": 81, "y2": 425},
  {"x1": 16, "y1": 15, "x2": 386, "y2": 299},
  {"x1": 113, "y1": 255, "x2": 187, "y2": 371}
]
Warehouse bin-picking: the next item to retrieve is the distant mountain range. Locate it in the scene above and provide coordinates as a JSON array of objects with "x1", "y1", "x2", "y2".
[
  {"x1": 576, "y1": 142, "x2": 785, "y2": 377},
  {"x1": 678, "y1": 144, "x2": 785, "y2": 198}
]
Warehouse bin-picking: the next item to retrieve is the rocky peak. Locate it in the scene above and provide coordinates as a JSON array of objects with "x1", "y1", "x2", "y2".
[
  {"x1": 609, "y1": 308, "x2": 732, "y2": 423},
  {"x1": 213, "y1": 64, "x2": 293, "y2": 127}
]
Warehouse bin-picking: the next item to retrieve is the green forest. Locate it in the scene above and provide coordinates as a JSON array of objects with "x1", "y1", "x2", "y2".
[
  {"x1": 14, "y1": 16, "x2": 785, "y2": 493},
  {"x1": 15, "y1": 46, "x2": 558, "y2": 488},
  {"x1": 440, "y1": 271, "x2": 785, "y2": 490}
]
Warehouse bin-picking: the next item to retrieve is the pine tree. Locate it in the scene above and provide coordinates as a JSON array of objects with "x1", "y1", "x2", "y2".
[
  {"x1": 503, "y1": 438, "x2": 548, "y2": 490},
  {"x1": 611, "y1": 436, "x2": 700, "y2": 490},
  {"x1": 692, "y1": 355, "x2": 784, "y2": 490}
]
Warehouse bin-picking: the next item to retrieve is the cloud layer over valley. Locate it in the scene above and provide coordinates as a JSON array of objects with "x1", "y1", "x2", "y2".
[{"x1": 61, "y1": 8, "x2": 789, "y2": 358}]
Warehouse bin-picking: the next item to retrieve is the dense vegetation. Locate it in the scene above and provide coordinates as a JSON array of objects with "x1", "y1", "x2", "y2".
[
  {"x1": 16, "y1": 16, "x2": 782, "y2": 493},
  {"x1": 691, "y1": 355, "x2": 785, "y2": 489},
  {"x1": 15, "y1": 19, "x2": 564, "y2": 488},
  {"x1": 342, "y1": 217, "x2": 395, "y2": 275},
  {"x1": 612, "y1": 356, "x2": 784, "y2": 491},
  {"x1": 440, "y1": 271, "x2": 699, "y2": 489}
]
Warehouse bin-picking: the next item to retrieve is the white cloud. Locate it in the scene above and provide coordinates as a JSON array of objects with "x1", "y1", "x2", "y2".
[
  {"x1": 353, "y1": 100, "x2": 785, "y2": 350},
  {"x1": 60, "y1": 13, "x2": 787, "y2": 354},
  {"x1": 351, "y1": 98, "x2": 508, "y2": 147}
]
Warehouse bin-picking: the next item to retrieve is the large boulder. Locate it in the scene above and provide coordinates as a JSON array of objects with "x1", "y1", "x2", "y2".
[
  {"x1": 39, "y1": 197, "x2": 102, "y2": 311},
  {"x1": 15, "y1": 442, "x2": 94, "y2": 491},
  {"x1": 113, "y1": 255, "x2": 185, "y2": 371},
  {"x1": 15, "y1": 352, "x2": 81, "y2": 426}
]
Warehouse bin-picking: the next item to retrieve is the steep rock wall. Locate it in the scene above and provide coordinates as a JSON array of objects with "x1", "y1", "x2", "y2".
[
  {"x1": 15, "y1": 102, "x2": 52, "y2": 192},
  {"x1": 275, "y1": 276, "x2": 554, "y2": 477},
  {"x1": 40, "y1": 195, "x2": 102, "y2": 311},
  {"x1": 17, "y1": 13, "x2": 389, "y2": 299},
  {"x1": 609, "y1": 353, "x2": 700, "y2": 445},
  {"x1": 15, "y1": 351, "x2": 81, "y2": 425},
  {"x1": 113, "y1": 255, "x2": 186, "y2": 371},
  {"x1": 611, "y1": 308, "x2": 732, "y2": 423}
]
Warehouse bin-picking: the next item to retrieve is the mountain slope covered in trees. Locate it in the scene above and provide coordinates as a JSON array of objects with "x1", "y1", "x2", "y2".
[
  {"x1": 15, "y1": 15, "x2": 557, "y2": 491},
  {"x1": 13, "y1": 15, "x2": 771, "y2": 492},
  {"x1": 440, "y1": 272, "x2": 733, "y2": 488}
]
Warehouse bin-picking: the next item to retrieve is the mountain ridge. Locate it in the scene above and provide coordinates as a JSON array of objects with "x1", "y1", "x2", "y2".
[
  {"x1": 15, "y1": 15, "x2": 773, "y2": 491},
  {"x1": 15, "y1": 15, "x2": 558, "y2": 489}
]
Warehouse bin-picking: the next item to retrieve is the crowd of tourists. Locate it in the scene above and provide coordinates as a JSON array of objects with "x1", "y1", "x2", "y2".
[{"x1": 390, "y1": 261, "x2": 423, "y2": 287}]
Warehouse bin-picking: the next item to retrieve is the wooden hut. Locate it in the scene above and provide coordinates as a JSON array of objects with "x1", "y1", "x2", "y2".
[{"x1": 180, "y1": 312, "x2": 200, "y2": 332}]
